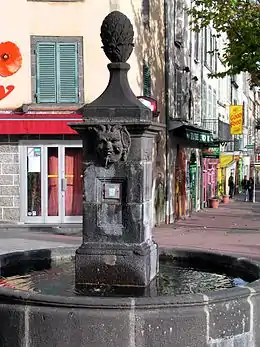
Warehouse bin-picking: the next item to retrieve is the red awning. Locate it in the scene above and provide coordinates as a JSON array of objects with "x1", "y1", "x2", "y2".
[{"x1": 0, "y1": 114, "x2": 83, "y2": 134}]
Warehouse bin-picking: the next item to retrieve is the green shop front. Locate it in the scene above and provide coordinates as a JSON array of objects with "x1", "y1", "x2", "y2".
[{"x1": 169, "y1": 119, "x2": 214, "y2": 216}]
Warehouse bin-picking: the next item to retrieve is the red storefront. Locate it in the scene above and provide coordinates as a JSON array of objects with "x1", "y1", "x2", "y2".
[{"x1": 0, "y1": 113, "x2": 84, "y2": 224}]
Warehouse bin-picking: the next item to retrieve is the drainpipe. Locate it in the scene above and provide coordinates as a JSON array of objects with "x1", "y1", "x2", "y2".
[
  {"x1": 200, "y1": 27, "x2": 204, "y2": 209},
  {"x1": 164, "y1": 0, "x2": 170, "y2": 222},
  {"x1": 253, "y1": 88, "x2": 257, "y2": 203}
]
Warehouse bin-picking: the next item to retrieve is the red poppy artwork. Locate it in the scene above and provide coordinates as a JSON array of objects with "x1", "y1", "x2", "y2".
[
  {"x1": 0, "y1": 41, "x2": 22, "y2": 101},
  {"x1": 0, "y1": 85, "x2": 15, "y2": 101},
  {"x1": 0, "y1": 41, "x2": 22, "y2": 77}
]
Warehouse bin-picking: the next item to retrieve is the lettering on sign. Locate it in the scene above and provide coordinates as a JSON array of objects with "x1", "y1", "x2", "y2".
[{"x1": 229, "y1": 105, "x2": 243, "y2": 135}]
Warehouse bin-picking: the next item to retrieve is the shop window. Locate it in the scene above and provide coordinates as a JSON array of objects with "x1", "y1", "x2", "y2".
[
  {"x1": 143, "y1": 60, "x2": 151, "y2": 97},
  {"x1": 31, "y1": 36, "x2": 83, "y2": 104}
]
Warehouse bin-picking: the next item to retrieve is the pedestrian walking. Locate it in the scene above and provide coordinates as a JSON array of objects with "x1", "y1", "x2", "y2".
[
  {"x1": 241, "y1": 175, "x2": 249, "y2": 201},
  {"x1": 154, "y1": 172, "x2": 165, "y2": 226},
  {"x1": 248, "y1": 177, "x2": 254, "y2": 202},
  {"x1": 228, "y1": 173, "x2": 234, "y2": 199}
]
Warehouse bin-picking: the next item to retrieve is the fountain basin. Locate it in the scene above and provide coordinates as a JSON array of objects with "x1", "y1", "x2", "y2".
[{"x1": 0, "y1": 247, "x2": 260, "y2": 347}]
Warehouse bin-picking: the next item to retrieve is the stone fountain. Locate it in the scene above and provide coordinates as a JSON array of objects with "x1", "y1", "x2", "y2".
[
  {"x1": 1, "y1": 11, "x2": 260, "y2": 347},
  {"x1": 70, "y1": 11, "x2": 160, "y2": 293}
]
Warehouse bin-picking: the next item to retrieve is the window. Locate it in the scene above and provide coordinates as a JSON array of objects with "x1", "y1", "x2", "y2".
[
  {"x1": 202, "y1": 80, "x2": 207, "y2": 120},
  {"x1": 143, "y1": 60, "x2": 151, "y2": 97},
  {"x1": 214, "y1": 38, "x2": 218, "y2": 73},
  {"x1": 213, "y1": 89, "x2": 217, "y2": 119},
  {"x1": 231, "y1": 75, "x2": 239, "y2": 89},
  {"x1": 175, "y1": 68, "x2": 183, "y2": 118},
  {"x1": 174, "y1": 0, "x2": 184, "y2": 46},
  {"x1": 31, "y1": 36, "x2": 83, "y2": 104},
  {"x1": 208, "y1": 85, "x2": 212, "y2": 117},
  {"x1": 142, "y1": 0, "x2": 150, "y2": 25},
  {"x1": 204, "y1": 27, "x2": 214, "y2": 71},
  {"x1": 209, "y1": 34, "x2": 214, "y2": 69},
  {"x1": 204, "y1": 28, "x2": 208, "y2": 65},
  {"x1": 194, "y1": 32, "x2": 200, "y2": 62}
]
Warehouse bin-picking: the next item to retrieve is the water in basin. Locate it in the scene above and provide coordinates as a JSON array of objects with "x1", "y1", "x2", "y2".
[{"x1": 0, "y1": 258, "x2": 248, "y2": 297}]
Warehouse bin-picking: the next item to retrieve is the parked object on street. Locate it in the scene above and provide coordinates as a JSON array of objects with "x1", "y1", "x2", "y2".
[
  {"x1": 209, "y1": 197, "x2": 219, "y2": 208},
  {"x1": 222, "y1": 195, "x2": 229, "y2": 204}
]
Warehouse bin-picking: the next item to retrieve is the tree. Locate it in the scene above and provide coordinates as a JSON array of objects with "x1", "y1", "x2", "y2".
[{"x1": 188, "y1": 0, "x2": 260, "y2": 86}]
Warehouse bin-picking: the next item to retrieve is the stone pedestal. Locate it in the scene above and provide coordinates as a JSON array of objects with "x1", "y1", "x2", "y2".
[
  {"x1": 71, "y1": 116, "x2": 161, "y2": 287},
  {"x1": 69, "y1": 11, "x2": 163, "y2": 289}
]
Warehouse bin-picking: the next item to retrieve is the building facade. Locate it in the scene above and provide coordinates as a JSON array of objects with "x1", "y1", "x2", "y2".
[
  {"x1": 0, "y1": 0, "x2": 165, "y2": 224},
  {"x1": 0, "y1": 0, "x2": 258, "y2": 225},
  {"x1": 164, "y1": 0, "x2": 260, "y2": 221}
]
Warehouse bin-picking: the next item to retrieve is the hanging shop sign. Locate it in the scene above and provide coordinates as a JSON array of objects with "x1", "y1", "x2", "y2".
[
  {"x1": 186, "y1": 130, "x2": 213, "y2": 144},
  {"x1": 246, "y1": 144, "x2": 254, "y2": 150},
  {"x1": 220, "y1": 155, "x2": 234, "y2": 168},
  {"x1": 202, "y1": 146, "x2": 220, "y2": 158},
  {"x1": 229, "y1": 105, "x2": 243, "y2": 135}
]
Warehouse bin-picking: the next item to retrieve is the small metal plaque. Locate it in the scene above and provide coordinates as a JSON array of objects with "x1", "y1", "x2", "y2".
[{"x1": 104, "y1": 183, "x2": 121, "y2": 200}]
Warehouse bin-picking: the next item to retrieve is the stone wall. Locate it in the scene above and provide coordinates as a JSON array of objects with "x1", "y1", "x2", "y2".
[{"x1": 0, "y1": 142, "x2": 20, "y2": 222}]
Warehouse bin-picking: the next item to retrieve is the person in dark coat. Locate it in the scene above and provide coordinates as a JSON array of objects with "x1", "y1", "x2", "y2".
[
  {"x1": 241, "y1": 175, "x2": 249, "y2": 201},
  {"x1": 228, "y1": 173, "x2": 234, "y2": 198},
  {"x1": 248, "y1": 177, "x2": 254, "y2": 202}
]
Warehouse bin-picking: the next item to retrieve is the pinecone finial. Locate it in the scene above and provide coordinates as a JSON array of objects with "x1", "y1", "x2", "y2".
[{"x1": 100, "y1": 11, "x2": 134, "y2": 63}]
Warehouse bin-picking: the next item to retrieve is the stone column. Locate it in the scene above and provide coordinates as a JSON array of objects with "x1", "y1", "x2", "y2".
[{"x1": 70, "y1": 11, "x2": 163, "y2": 289}]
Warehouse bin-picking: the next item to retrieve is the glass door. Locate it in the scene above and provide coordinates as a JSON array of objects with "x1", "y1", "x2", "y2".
[
  {"x1": 60, "y1": 146, "x2": 83, "y2": 223},
  {"x1": 26, "y1": 146, "x2": 43, "y2": 223},
  {"x1": 46, "y1": 146, "x2": 61, "y2": 223},
  {"x1": 22, "y1": 141, "x2": 83, "y2": 224}
]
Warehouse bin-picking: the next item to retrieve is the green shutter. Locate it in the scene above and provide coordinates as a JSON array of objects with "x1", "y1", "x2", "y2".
[
  {"x1": 57, "y1": 43, "x2": 79, "y2": 103},
  {"x1": 36, "y1": 43, "x2": 57, "y2": 103},
  {"x1": 143, "y1": 61, "x2": 151, "y2": 97}
]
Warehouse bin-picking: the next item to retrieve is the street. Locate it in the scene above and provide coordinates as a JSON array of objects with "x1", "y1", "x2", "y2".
[
  {"x1": 1, "y1": 190, "x2": 260, "y2": 260},
  {"x1": 154, "y1": 188, "x2": 260, "y2": 259}
]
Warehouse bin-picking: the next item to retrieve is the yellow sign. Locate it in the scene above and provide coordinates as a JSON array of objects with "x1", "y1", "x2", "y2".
[
  {"x1": 229, "y1": 105, "x2": 243, "y2": 135},
  {"x1": 220, "y1": 155, "x2": 233, "y2": 168}
]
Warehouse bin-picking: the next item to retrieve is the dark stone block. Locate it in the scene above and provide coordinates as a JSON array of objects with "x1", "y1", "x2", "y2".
[
  {"x1": 75, "y1": 241, "x2": 158, "y2": 287},
  {"x1": 127, "y1": 136, "x2": 154, "y2": 162},
  {"x1": 135, "y1": 299, "x2": 208, "y2": 347},
  {"x1": 0, "y1": 304, "x2": 25, "y2": 347},
  {"x1": 249, "y1": 283, "x2": 260, "y2": 344},
  {"x1": 208, "y1": 288, "x2": 251, "y2": 340},
  {"x1": 28, "y1": 306, "x2": 131, "y2": 347}
]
